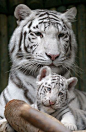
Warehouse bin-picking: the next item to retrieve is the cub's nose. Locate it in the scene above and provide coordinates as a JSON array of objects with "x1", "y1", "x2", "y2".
[
  {"x1": 49, "y1": 100, "x2": 55, "y2": 105},
  {"x1": 46, "y1": 53, "x2": 60, "y2": 61}
]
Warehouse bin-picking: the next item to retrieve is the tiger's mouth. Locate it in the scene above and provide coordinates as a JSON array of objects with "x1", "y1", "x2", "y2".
[
  {"x1": 49, "y1": 62, "x2": 62, "y2": 68},
  {"x1": 49, "y1": 63, "x2": 55, "y2": 66}
]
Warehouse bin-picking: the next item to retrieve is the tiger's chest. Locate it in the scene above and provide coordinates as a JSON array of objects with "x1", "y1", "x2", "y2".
[{"x1": 8, "y1": 72, "x2": 37, "y2": 104}]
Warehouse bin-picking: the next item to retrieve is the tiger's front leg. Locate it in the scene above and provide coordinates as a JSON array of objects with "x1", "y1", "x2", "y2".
[
  {"x1": 61, "y1": 111, "x2": 77, "y2": 131},
  {"x1": 0, "y1": 118, "x2": 15, "y2": 132}
]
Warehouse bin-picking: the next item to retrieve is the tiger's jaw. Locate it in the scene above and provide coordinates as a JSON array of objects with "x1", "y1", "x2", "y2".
[{"x1": 48, "y1": 65, "x2": 70, "y2": 78}]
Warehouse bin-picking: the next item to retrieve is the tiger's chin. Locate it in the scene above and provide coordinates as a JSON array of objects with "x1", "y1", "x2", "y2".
[{"x1": 49, "y1": 65, "x2": 62, "y2": 74}]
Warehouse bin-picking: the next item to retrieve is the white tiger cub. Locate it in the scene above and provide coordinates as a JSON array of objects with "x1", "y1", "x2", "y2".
[{"x1": 32, "y1": 66, "x2": 86, "y2": 130}]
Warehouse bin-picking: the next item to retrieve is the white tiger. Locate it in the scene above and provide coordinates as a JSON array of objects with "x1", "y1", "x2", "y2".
[
  {"x1": 0, "y1": 4, "x2": 79, "y2": 131},
  {"x1": 32, "y1": 66, "x2": 86, "y2": 130}
]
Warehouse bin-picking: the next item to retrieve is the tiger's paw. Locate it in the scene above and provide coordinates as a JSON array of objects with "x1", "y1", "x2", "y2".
[
  {"x1": 61, "y1": 121, "x2": 77, "y2": 131},
  {"x1": 0, "y1": 119, "x2": 15, "y2": 132}
]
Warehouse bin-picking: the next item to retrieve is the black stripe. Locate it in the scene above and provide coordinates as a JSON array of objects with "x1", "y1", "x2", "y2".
[
  {"x1": 39, "y1": 17, "x2": 49, "y2": 21},
  {"x1": 16, "y1": 52, "x2": 23, "y2": 59},
  {"x1": 18, "y1": 67, "x2": 32, "y2": 76},
  {"x1": 28, "y1": 21, "x2": 32, "y2": 28},
  {"x1": 10, "y1": 73, "x2": 33, "y2": 104},
  {"x1": 24, "y1": 31, "x2": 28, "y2": 53},
  {"x1": 49, "y1": 11, "x2": 58, "y2": 15},
  {"x1": 0, "y1": 116, "x2": 3, "y2": 119},
  {"x1": 38, "y1": 12, "x2": 60, "y2": 22},
  {"x1": 50, "y1": 18, "x2": 60, "y2": 23},
  {"x1": 29, "y1": 37, "x2": 35, "y2": 43},
  {"x1": 2, "y1": 91, "x2": 8, "y2": 104},
  {"x1": 68, "y1": 97, "x2": 76, "y2": 104},
  {"x1": 55, "y1": 106, "x2": 68, "y2": 116},
  {"x1": 30, "y1": 33, "x2": 34, "y2": 36},
  {"x1": 18, "y1": 32, "x2": 22, "y2": 52},
  {"x1": 59, "y1": 110, "x2": 70, "y2": 120},
  {"x1": 18, "y1": 19, "x2": 32, "y2": 52},
  {"x1": 38, "y1": 12, "x2": 48, "y2": 17},
  {"x1": 10, "y1": 43, "x2": 15, "y2": 54},
  {"x1": 69, "y1": 35, "x2": 72, "y2": 50},
  {"x1": 49, "y1": 13, "x2": 59, "y2": 19}
]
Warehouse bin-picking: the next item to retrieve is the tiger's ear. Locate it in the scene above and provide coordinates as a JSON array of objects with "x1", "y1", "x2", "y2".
[
  {"x1": 37, "y1": 66, "x2": 51, "y2": 82},
  {"x1": 61, "y1": 7, "x2": 77, "y2": 22},
  {"x1": 67, "y1": 77, "x2": 78, "y2": 91},
  {"x1": 14, "y1": 4, "x2": 32, "y2": 23}
]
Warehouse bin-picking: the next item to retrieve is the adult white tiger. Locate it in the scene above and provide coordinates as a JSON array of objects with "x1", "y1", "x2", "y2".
[{"x1": 0, "y1": 4, "x2": 78, "y2": 131}]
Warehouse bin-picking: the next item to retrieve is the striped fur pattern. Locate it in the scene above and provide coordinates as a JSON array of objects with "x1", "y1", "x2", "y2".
[
  {"x1": 32, "y1": 66, "x2": 86, "y2": 130},
  {"x1": 0, "y1": 4, "x2": 78, "y2": 131}
]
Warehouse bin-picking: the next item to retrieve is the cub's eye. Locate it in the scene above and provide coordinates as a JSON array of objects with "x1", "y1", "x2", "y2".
[
  {"x1": 47, "y1": 88, "x2": 51, "y2": 91},
  {"x1": 35, "y1": 32, "x2": 43, "y2": 38},
  {"x1": 58, "y1": 92, "x2": 63, "y2": 96},
  {"x1": 58, "y1": 33, "x2": 65, "y2": 38}
]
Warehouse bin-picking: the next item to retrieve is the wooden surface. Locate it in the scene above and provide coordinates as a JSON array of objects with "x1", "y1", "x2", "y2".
[
  {"x1": 73, "y1": 130, "x2": 86, "y2": 132},
  {"x1": 5, "y1": 99, "x2": 71, "y2": 132}
]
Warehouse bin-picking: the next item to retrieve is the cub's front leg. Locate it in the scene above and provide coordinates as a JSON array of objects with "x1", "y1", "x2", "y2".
[
  {"x1": 61, "y1": 111, "x2": 77, "y2": 131},
  {"x1": 0, "y1": 118, "x2": 15, "y2": 132}
]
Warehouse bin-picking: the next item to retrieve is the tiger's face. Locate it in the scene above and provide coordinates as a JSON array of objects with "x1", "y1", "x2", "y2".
[
  {"x1": 36, "y1": 66, "x2": 77, "y2": 113},
  {"x1": 9, "y1": 4, "x2": 77, "y2": 76}
]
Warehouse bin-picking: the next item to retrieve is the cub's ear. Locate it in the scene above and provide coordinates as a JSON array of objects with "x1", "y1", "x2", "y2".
[
  {"x1": 61, "y1": 7, "x2": 77, "y2": 22},
  {"x1": 67, "y1": 77, "x2": 78, "y2": 91},
  {"x1": 14, "y1": 4, "x2": 32, "y2": 23},
  {"x1": 37, "y1": 66, "x2": 51, "y2": 82}
]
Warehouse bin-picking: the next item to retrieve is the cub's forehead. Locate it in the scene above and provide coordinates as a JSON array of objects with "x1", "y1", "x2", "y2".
[{"x1": 43, "y1": 74, "x2": 66, "y2": 86}]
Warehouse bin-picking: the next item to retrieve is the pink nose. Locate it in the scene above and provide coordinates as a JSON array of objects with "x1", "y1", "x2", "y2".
[
  {"x1": 46, "y1": 53, "x2": 60, "y2": 61},
  {"x1": 49, "y1": 100, "x2": 55, "y2": 105}
]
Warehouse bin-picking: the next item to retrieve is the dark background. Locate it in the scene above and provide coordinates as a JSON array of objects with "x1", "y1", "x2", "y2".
[{"x1": 0, "y1": 0, "x2": 86, "y2": 93}]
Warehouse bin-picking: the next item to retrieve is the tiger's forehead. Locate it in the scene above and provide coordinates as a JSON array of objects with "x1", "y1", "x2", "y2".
[
  {"x1": 29, "y1": 10, "x2": 68, "y2": 33},
  {"x1": 35, "y1": 9, "x2": 62, "y2": 23}
]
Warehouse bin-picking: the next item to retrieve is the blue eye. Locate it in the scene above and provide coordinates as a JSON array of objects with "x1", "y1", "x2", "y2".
[
  {"x1": 58, "y1": 33, "x2": 65, "y2": 38},
  {"x1": 47, "y1": 88, "x2": 51, "y2": 91},
  {"x1": 58, "y1": 92, "x2": 63, "y2": 96},
  {"x1": 35, "y1": 32, "x2": 43, "y2": 38}
]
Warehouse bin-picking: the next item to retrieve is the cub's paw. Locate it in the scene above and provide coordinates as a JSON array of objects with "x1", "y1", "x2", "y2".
[
  {"x1": 0, "y1": 119, "x2": 14, "y2": 132},
  {"x1": 61, "y1": 121, "x2": 77, "y2": 131}
]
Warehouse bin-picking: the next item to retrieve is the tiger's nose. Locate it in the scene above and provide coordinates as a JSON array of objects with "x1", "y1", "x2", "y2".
[{"x1": 46, "y1": 53, "x2": 60, "y2": 61}]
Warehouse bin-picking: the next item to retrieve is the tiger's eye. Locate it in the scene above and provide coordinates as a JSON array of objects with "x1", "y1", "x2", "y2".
[
  {"x1": 58, "y1": 33, "x2": 65, "y2": 38},
  {"x1": 35, "y1": 32, "x2": 43, "y2": 38},
  {"x1": 47, "y1": 88, "x2": 51, "y2": 91},
  {"x1": 58, "y1": 92, "x2": 63, "y2": 96}
]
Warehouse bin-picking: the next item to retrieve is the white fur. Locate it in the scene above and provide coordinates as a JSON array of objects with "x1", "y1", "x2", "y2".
[
  {"x1": 0, "y1": 5, "x2": 78, "y2": 131},
  {"x1": 34, "y1": 66, "x2": 86, "y2": 130}
]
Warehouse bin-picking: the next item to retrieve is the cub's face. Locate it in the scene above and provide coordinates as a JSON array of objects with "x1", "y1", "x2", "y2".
[
  {"x1": 37, "y1": 73, "x2": 68, "y2": 111},
  {"x1": 36, "y1": 66, "x2": 77, "y2": 113},
  {"x1": 10, "y1": 4, "x2": 77, "y2": 76}
]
